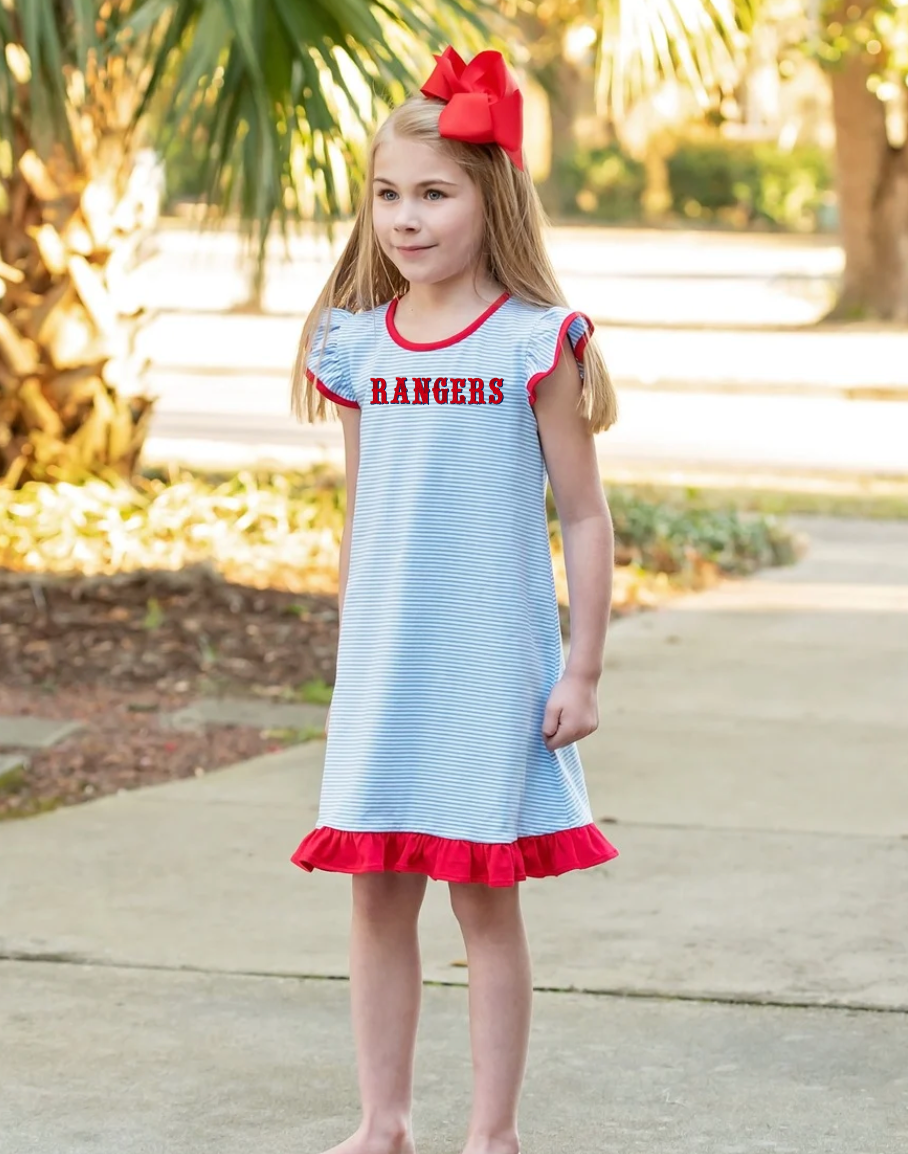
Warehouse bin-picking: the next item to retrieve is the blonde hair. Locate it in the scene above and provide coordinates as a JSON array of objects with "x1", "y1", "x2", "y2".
[{"x1": 291, "y1": 94, "x2": 618, "y2": 432}]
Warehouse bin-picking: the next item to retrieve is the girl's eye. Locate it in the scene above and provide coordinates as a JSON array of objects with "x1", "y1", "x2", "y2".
[{"x1": 376, "y1": 189, "x2": 445, "y2": 201}]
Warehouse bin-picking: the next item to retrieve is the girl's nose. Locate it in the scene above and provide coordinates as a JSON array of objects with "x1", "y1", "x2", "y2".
[{"x1": 393, "y1": 199, "x2": 420, "y2": 230}]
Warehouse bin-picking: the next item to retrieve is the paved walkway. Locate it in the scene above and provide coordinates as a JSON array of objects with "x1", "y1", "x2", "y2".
[{"x1": 1, "y1": 516, "x2": 907, "y2": 1152}]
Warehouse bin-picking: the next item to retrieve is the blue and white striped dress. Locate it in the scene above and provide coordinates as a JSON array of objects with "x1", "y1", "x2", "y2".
[{"x1": 292, "y1": 292, "x2": 618, "y2": 886}]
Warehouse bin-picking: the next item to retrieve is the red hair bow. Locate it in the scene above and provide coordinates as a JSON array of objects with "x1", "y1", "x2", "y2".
[{"x1": 420, "y1": 47, "x2": 524, "y2": 171}]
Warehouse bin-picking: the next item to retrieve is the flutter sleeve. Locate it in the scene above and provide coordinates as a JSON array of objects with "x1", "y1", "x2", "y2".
[
  {"x1": 306, "y1": 307, "x2": 359, "y2": 408},
  {"x1": 524, "y1": 307, "x2": 595, "y2": 404}
]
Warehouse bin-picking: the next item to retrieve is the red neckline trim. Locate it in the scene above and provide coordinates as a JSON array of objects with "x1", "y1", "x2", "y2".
[{"x1": 386, "y1": 291, "x2": 510, "y2": 351}]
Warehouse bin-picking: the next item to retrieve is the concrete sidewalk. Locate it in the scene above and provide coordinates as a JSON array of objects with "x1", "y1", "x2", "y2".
[
  {"x1": 1, "y1": 516, "x2": 907, "y2": 1152},
  {"x1": 3, "y1": 963, "x2": 905, "y2": 1154}
]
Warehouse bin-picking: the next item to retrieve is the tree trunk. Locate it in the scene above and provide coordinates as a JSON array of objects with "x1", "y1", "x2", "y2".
[
  {"x1": 1, "y1": 26, "x2": 156, "y2": 486},
  {"x1": 829, "y1": 49, "x2": 908, "y2": 320},
  {"x1": 536, "y1": 54, "x2": 584, "y2": 219},
  {"x1": 0, "y1": 152, "x2": 155, "y2": 487},
  {"x1": 513, "y1": 7, "x2": 585, "y2": 220},
  {"x1": 641, "y1": 130, "x2": 673, "y2": 221}
]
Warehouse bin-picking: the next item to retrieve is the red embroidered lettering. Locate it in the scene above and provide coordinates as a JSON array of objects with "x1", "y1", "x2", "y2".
[{"x1": 370, "y1": 375, "x2": 502, "y2": 405}]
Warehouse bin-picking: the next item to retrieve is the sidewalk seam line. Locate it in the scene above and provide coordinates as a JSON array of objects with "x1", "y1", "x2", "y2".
[{"x1": 1, "y1": 953, "x2": 904, "y2": 1016}]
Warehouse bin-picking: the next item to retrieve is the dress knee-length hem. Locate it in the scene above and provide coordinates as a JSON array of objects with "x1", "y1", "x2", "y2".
[
  {"x1": 291, "y1": 823, "x2": 618, "y2": 887},
  {"x1": 292, "y1": 296, "x2": 621, "y2": 885}
]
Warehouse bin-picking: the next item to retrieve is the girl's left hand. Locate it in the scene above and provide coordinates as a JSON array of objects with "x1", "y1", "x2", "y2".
[{"x1": 541, "y1": 672, "x2": 600, "y2": 751}]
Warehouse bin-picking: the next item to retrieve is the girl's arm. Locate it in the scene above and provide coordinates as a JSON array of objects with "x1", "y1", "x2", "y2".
[
  {"x1": 533, "y1": 338, "x2": 614, "y2": 685},
  {"x1": 337, "y1": 404, "x2": 362, "y2": 629}
]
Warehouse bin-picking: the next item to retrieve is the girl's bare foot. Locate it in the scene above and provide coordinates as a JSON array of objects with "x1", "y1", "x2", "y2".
[
  {"x1": 461, "y1": 1136, "x2": 519, "y2": 1154},
  {"x1": 320, "y1": 1120, "x2": 415, "y2": 1154}
]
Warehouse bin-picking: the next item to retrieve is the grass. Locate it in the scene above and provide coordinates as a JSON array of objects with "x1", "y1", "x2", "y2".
[
  {"x1": 264, "y1": 726, "x2": 327, "y2": 745},
  {"x1": 286, "y1": 678, "x2": 334, "y2": 704},
  {"x1": 0, "y1": 763, "x2": 62, "y2": 823},
  {"x1": 0, "y1": 763, "x2": 29, "y2": 794},
  {"x1": 603, "y1": 477, "x2": 908, "y2": 522},
  {"x1": 0, "y1": 798, "x2": 63, "y2": 822}
]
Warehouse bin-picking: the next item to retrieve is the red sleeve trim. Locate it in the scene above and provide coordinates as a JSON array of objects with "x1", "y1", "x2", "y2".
[
  {"x1": 306, "y1": 368, "x2": 360, "y2": 409},
  {"x1": 526, "y1": 311, "x2": 594, "y2": 405}
]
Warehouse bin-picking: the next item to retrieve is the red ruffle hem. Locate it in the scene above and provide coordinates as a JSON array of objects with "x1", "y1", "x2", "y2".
[{"x1": 291, "y1": 824, "x2": 619, "y2": 888}]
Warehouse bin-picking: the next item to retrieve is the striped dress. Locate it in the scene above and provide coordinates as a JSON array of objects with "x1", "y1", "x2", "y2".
[{"x1": 291, "y1": 291, "x2": 618, "y2": 886}]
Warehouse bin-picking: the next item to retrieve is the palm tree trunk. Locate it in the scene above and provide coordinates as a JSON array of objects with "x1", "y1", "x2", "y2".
[
  {"x1": 0, "y1": 143, "x2": 155, "y2": 486},
  {"x1": 513, "y1": 5, "x2": 585, "y2": 220},
  {"x1": 828, "y1": 33, "x2": 908, "y2": 319},
  {"x1": 641, "y1": 130, "x2": 673, "y2": 221},
  {"x1": 537, "y1": 54, "x2": 584, "y2": 219}
]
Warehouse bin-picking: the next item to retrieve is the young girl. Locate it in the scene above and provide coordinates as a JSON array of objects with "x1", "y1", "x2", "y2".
[{"x1": 290, "y1": 46, "x2": 619, "y2": 1154}]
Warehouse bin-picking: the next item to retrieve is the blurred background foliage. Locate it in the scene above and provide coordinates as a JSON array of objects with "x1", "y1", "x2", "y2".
[
  {"x1": 163, "y1": 129, "x2": 835, "y2": 231},
  {"x1": 538, "y1": 136, "x2": 834, "y2": 230},
  {"x1": 2, "y1": 0, "x2": 908, "y2": 489}
]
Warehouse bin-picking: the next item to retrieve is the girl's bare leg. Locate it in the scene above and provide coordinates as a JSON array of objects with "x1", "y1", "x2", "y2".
[
  {"x1": 449, "y1": 882, "x2": 532, "y2": 1154},
  {"x1": 321, "y1": 872, "x2": 428, "y2": 1154}
]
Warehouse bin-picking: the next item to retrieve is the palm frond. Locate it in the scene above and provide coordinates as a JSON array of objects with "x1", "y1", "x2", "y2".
[
  {"x1": 1, "y1": 0, "x2": 81, "y2": 155},
  {"x1": 126, "y1": 0, "x2": 498, "y2": 258},
  {"x1": 594, "y1": 0, "x2": 756, "y2": 122}
]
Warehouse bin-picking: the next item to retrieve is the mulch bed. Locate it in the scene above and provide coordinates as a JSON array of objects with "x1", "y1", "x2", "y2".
[
  {"x1": 0, "y1": 565, "x2": 338, "y2": 819},
  {"x1": 0, "y1": 563, "x2": 639, "y2": 821}
]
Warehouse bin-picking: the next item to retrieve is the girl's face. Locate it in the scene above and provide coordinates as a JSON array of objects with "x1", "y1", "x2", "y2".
[{"x1": 372, "y1": 134, "x2": 485, "y2": 287}]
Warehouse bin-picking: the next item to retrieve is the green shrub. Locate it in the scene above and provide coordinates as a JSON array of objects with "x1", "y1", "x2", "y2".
[
  {"x1": 546, "y1": 485, "x2": 798, "y2": 580},
  {"x1": 558, "y1": 137, "x2": 833, "y2": 231},
  {"x1": 667, "y1": 140, "x2": 833, "y2": 230},
  {"x1": 3, "y1": 474, "x2": 798, "y2": 595},
  {"x1": 553, "y1": 145, "x2": 646, "y2": 221},
  {"x1": 606, "y1": 487, "x2": 799, "y2": 577},
  {"x1": 751, "y1": 144, "x2": 835, "y2": 230}
]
